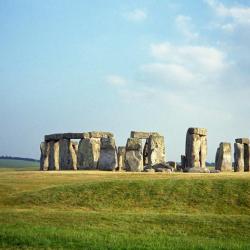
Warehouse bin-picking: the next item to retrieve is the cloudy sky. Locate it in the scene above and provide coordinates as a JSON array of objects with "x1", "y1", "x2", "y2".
[{"x1": 0, "y1": 0, "x2": 250, "y2": 161}]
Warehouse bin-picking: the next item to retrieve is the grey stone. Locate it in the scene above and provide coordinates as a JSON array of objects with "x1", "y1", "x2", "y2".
[
  {"x1": 45, "y1": 134, "x2": 64, "y2": 141},
  {"x1": 185, "y1": 128, "x2": 207, "y2": 169},
  {"x1": 48, "y1": 141, "x2": 59, "y2": 171},
  {"x1": 148, "y1": 136, "x2": 166, "y2": 166},
  {"x1": 117, "y1": 147, "x2": 126, "y2": 171},
  {"x1": 77, "y1": 138, "x2": 101, "y2": 170},
  {"x1": 235, "y1": 138, "x2": 250, "y2": 144},
  {"x1": 152, "y1": 162, "x2": 173, "y2": 171},
  {"x1": 126, "y1": 138, "x2": 142, "y2": 151},
  {"x1": 40, "y1": 142, "x2": 49, "y2": 171},
  {"x1": 167, "y1": 161, "x2": 176, "y2": 169},
  {"x1": 143, "y1": 139, "x2": 149, "y2": 166},
  {"x1": 155, "y1": 168, "x2": 172, "y2": 173},
  {"x1": 210, "y1": 169, "x2": 221, "y2": 173},
  {"x1": 181, "y1": 155, "x2": 186, "y2": 169},
  {"x1": 244, "y1": 144, "x2": 250, "y2": 172},
  {"x1": 98, "y1": 138, "x2": 118, "y2": 171},
  {"x1": 184, "y1": 167, "x2": 210, "y2": 173},
  {"x1": 125, "y1": 138, "x2": 143, "y2": 172},
  {"x1": 215, "y1": 143, "x2": 232, "y2": 172},
  {"x1": 89, "y1": 131, "x2": 114, "y2": 138},
  {"x1": 234, "y1": 143, "x2": 244, "y2": 172},
  {"x1": 187, "y1": 128, "x2": 207, "y2": 136},
  {"x1": 59, "y1": 139, "x2": 76, "y2": 170},
  {"x1": 130, "y1": 131, "x2": 161, "y2": 139}
]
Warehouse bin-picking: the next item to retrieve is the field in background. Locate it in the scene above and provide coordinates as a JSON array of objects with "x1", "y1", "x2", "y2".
[
  {"x1": 0, "y1": 167, "x2": 249, "y2": 249},
  {"x1": 0, "y1": 159, "x2": 39, "y2": 171}
]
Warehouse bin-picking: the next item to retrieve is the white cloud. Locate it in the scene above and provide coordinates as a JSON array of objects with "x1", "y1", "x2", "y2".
[
  {"x1": 150, "y1": 43, "x2": 228, "y2": 74},
  {"x1": 124, "y1": 9, "x2": 147, "y2": 22},
  {"x1": 175, "y1": 15, "x2": 199, "y2": 40},
  {"x1": 106, "y1": 75, "x2": 127, "y2": 86},
  {"x1": 205, "y1": 0, "x2": 250, "y2": 24}
]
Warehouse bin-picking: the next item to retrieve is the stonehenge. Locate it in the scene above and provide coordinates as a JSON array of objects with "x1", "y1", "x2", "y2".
[
  {"x1": 40, "y1": 129, "x2": 250, "y2": 173},
  {"x1": 182, "y1": 128, "x2": 208, "y2": 171},
  {"x1": 215, "y1": 143, "x2": 232, "y2": 172},
  {"x1": 234, "y1": 138, "x2": 250, "y2": 172}
]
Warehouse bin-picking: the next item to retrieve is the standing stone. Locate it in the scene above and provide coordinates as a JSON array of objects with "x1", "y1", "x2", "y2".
[
  {"x1": 215, "y1": 143, "x2": 232, "y2": 172},
  {"x1": 98, "y1": 137, "x2": 118, "y2": 171},
  {"x1": 185, "y1": 128, "x2": 207, "y2": 169},
  {"x1": 117, "y1": 147, "x2": 126, "y2": 171},
  {"x1": 48, "y1": 141, "x2": 59, "y2": 170},
  {"x1": 244, "y1": 144, "x2": 250, "y2": 172},
  {"x1": 59, "y1": 139, "x2": 76, "y2": 170},
  {"x1": 148, "y1": 135, "x2": 165, "y2": 166},
  {"x1": 125, "y1": 138, "x2": 143, "y2": 172},
  {"x1": 77, "y1": 138, "x2": 101, "y2": 169},
  {"x1": 40, "y1": 142, "x2": 49, "y2": 171},
  {"x1": 234, "y1": 143, "x2": 244, "y2": 172},
  {"x1": 143, "y1": 139, "x2": 149, "y2": 166},
  {"x1": 181, "y1": 155, "x2": 186, "y2": 169}
]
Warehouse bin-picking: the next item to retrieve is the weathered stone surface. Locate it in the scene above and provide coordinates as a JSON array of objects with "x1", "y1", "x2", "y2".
[
  {"x1": 148, "y1": 136, "x2": 165, "y2": 166},
  {"x1": 77, "y1": 138, "x2": 101, "y2": 170},
  {"x1": 244, "y1": 144, "x2": 250, "y2": 172},
  {"x1": 48, "y1": 141, "x2": 59, "y2": 170},
  {"x1": 167, "y1": 161, "x2": 176, "y2": 169},
  {"x1": 98, "y1": 138, "x2": 118, "y2": 171},
  {"x1": 184, "y1": 167, "x2": 210, "y2": 173},
  {"x1": 185, "y1": 128, "x2": 207, "y2": 169},
  {"x1": 40, "y1": 142, "x2": 49, "y2": 171},
  {"x1": 45, "y1": 134, "x2": 64, "y2": 141},
  {"x1": 234, "y1": 143, "x2": 244, "y2": 172},
  {"x1": 152, "y1": 162, "x2": 173, "y2": 171},
  {"x1": 117, "y1": 147, "x2": 126, "y2": 171},
  {"x1": 235, "y1": 138, "x2": 250, "y2": 144},
  {"x1": 187, "y1": 128, "x2": 207, "y2": 136},
  {"x1": 126, "y1": 138, "x2": 142, "y2": 151},
  {"x1": 143, "y1": 139, "x2": 149, "y2": 166},
  {"x1": 125, "y1": 138, "x2": 143, "y2": 172},
  {"x1": 63, "y1": 133, "x2": 84, "y2": 140},
  {"x1": 155, "y1": 168, "x2": 172, "y2": 173},
  {"x1": 130, "y1": 131, "x2": 160, "y2": 139},
  {"x1": 215, "y1": 143, "x2": 232, "y2": 172},
  {"x1": 181, "y1": 155, "x2": 186, "y2": 169},
  {"x1": 125, "y1": 150, "x2": 143, "y2": 172},
  {"x1": 89, "y1": 131, "x2": 114, "y2": 138},
  {"x1": 59, "y1": 139, "x2": 76, "y2": 170}
]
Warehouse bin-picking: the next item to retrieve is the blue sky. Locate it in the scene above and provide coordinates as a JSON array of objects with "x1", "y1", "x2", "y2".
[{"x1": 0, "y1": 0, "x2": 250, "y2": 161}]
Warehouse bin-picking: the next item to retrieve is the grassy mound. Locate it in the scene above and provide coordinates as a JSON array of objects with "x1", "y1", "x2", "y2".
[{"x1": 9, "y1": 178, "x2": 250, "y2": 214}]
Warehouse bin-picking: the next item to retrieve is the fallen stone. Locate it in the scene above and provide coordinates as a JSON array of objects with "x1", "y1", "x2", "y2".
[
  {"x1": 209, "y1": 169, "x2": 221, "y2": 173},
  {"x1": 144, "y1": 168, "x2": 155, "y2": 173},
  {"x1": 184, "y1": 167, "x2": 210, "y2": 173},
  {"x1": 155, "y1": 168, "x2": 172, "y2": 173}
]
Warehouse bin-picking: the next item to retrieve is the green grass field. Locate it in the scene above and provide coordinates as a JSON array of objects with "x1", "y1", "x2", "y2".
[
  {"x1": 0, "y1": 159, "x2": 38, "y2": 171},
  {"x1": 0, "y1": 166, "x2": 249, "y2": 249}
]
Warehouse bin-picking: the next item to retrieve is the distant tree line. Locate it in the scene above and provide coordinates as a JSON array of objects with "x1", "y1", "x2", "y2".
[{"x1": 0, "y1": 156, "x2": 39, "y2": 162}]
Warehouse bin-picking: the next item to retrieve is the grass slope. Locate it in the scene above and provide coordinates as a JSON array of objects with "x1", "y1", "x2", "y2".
[{"x1": 0, "y1": 170, "x2": 249, "y2": 249}]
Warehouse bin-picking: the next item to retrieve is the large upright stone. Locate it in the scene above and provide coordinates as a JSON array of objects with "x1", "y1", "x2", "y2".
[
  {"x1": 234, "y1": 143, "x2": 244, "y2": 172},
  {"x1": 185, "y1": 128, "x2": 207, "y2": 169},
  {"x1": 244, "y1": 144, "x2": 250, "y2": 172},
  {"x1": 117, "y1": 147, "x2": 126, "y2": 171},
  {"x1": 98, "y1": 137, "x2": 118, "y2": 171},
  {"x1": 40, "y1": 142, "x2": 49, "y2": 171},
  {"x1": 48, "y1": 141, "x2": 59, "y2": 170},
  {"x1": 125, "y1": 138, "x2": 143, "y2": 172},
  {"x1": 148, "y1": 135, "x2": 165, "y2": 166},
  {"x1": 143, "y1": 140, "x2": 149, "y2": 166},
  {"x1": 77, "y1": 138, "x2": 101, "y2": 169},
  {"x1": 59, "y1": 139, "x2": 77, "y2": 170},
  {"x1": 215, "y1": 143, "x2": 232, "y2": 172}
]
